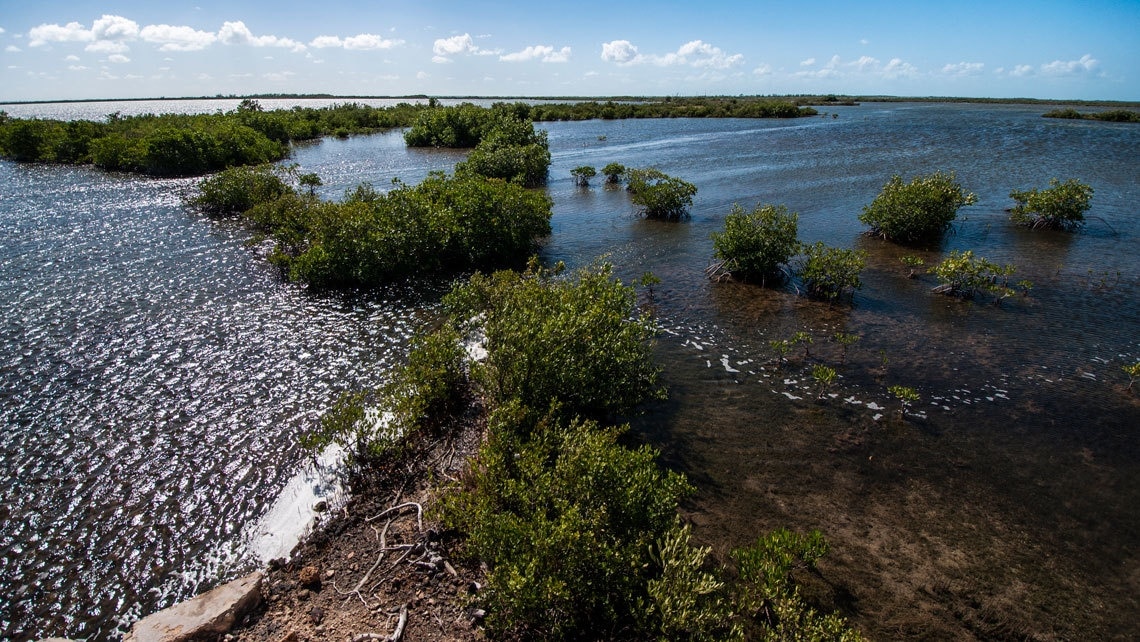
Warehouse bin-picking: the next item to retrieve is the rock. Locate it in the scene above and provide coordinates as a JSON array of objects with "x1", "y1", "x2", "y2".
[
  {"x1": 298, "y1": 565, "x2": 321, "y2": 588},
  {"x1": 313, "y1": 500, "x2": 328, "y2": 512},
  {"x1": 125, "y1": 571, "x2": 263, "y2": 642},
  {"x1": 278, "y1": 632, "x2": 299, "y2": 642},
  {"x1": 308, "y1": 605, "x2": 324, "y2": 625}
]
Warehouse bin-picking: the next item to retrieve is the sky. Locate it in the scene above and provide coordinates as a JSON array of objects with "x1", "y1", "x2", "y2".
[{"x1": 1, "y1": 0, "x2": 1137, "y2": 102}]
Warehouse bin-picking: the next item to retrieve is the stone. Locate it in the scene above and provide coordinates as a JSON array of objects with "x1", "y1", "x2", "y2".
[
  {"x1": 124, "y1": 571, "x2": 263, "y2": 642},
  {"x1": 298, "y1": 565, "x2": 321, "y2": 588}
]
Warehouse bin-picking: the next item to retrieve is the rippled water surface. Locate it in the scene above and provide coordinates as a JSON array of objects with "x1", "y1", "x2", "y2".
[{"x1": 2, "y1": 102, "x2": 1138, "y2": 640}]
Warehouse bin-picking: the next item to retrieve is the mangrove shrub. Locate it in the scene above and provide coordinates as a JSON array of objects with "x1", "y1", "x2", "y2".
[
  {"x1": 1009, "y1": 178, "x2": 1093, "y2": 231},
  {"x1": 798, "y1": 242, "x2": 867, "y2": 302},
  {"x1": 627, "y1": 168, "x2": 698, "y2": 220},
  {"x1": 711, "y1": 203, "x2": 800, "y2": 284},
  {"x1": 859, "y1": 172, "x2": 976, "y2": 244}
]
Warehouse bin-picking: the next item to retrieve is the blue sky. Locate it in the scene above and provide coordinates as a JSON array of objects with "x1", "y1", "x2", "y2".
[{"x1": 1, "y1": 1, "x2": 1137, "y2": 102}]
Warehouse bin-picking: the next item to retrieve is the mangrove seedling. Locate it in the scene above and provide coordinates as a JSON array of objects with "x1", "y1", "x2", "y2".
[
  {"x1": 900, "y1": 255, "x2": 925, "y2": 278},
  {"x1": 768, "y1": 339, "x2": 792, "y2": 366},
  {"x1": 888, "y1": 385, "x2": 920, "y2": 417},
  {"x1": 299, "y1": 172, "x2": 322, "y2": 196},
  {"x1": 571, "y1": 165, "x2": 597, "y2": 186},
  {"x1": 832, "y1": 332, "x2": 860, "y2": 364},
  {"x1": 1124, "y1": 362, "x2": 1140, "y2": 392},
  {"x1": 798, "y1": 242, "x2": 867, "y2": 303},
  {"x1": 791, "y1": 331, "x2": 813, "y2": 360},
  {"x1": 1009, "y1": 178, "x2": 1093, "y2": 231},
  {"x1": 812, "y1": 365, "x2": 838, "y2": 398}
]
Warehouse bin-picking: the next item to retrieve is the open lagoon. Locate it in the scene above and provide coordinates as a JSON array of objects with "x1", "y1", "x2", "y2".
[{"x1": 1, "y1": 100, "x2": 1137, "y2": 639}]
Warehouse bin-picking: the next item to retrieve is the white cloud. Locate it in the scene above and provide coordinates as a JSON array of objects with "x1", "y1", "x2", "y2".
[
  {"x1": 107, "y1": 54, "x2": 130, "y2": 64},
  {"x1": 218, "y1": 21, "x2": 306, "y2": 52},
  {"x1": 753, "y1": 63, "x2": 772, "y2": 76},
  {"x1": 65, "y1": 54, "x2": 79, "y2": 61},
  {"x1": 795, "y1": 54, "x2": 919, "y2": 80},
  {"x1": 1011, "y1": 64, "x2": 1034, "y2": 77},
  {"x1": 432, "y1": 33, "x2": 496, "y2": 62},
  {"x1": 344, "y1": 34, "x2": 402, "y2": 50},
  {"x1": 416, "y1": 70, "x2": 429, "y2": 79},
  {"x1": 883, "y1": 58, "x2": 920, "y2": 79},
  {"x1": 140, "y1": 24, "x2": 217, "y2": 51},
  {"x1": 5, "y1": 45, "x2": 20, "y2": 53},
  {"x1": 674, "y1": 40, "x2": 743, "y2": 69},
  {"x1": 860, "y1": 38, "x2": 870, "y2": 45},
  {"x1": 942, "y1": 61, "x2": 984, "y2": 76},
  {"x1": 86, "y1": 40, "x2": 129, "y2": 54},
  {"x1": 500, "y1": 45, "x2": 571, "y2": 63},
  {"x1": 310, "y1": 35, "x2": 344, "y2": 48},
  {"x1": 0, "y1": 27, "x2": 6, "y2": 34},
  {"x1": 68, "y1": 64, "x2": 87, "y2": 71},
  {"x1": 29, "y1": 21, "x2": 94, "y2": 46},
  {"x1": 262, "y1": 70, "x2": 296, "y2": 81},
  {"x1": 92, "y1": 15, "x2": 139, "y2": 41},
  {"x1": 800, "y1": 57, "x2": 816, "y2": 66},
  {"x1": 1041, "y1": 54, "x2": 1098, "y2": 76},
  {"x1": 601, "y1": 40, "x2": 640, "y2": 64}
]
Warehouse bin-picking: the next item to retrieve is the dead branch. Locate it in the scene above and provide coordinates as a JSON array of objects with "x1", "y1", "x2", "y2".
[
  {"x1": 364, "y1": 502, "x2": 424, "y2": 532},
  {"x1": 390, "y1": 604, "x2": 409, "y2": 641}
]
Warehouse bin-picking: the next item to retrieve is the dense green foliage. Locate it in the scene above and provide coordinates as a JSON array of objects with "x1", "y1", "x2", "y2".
[
  {"x1": 0, "y1": 100, "x2": 426, "y2": 176},
  {"x1": 929, "y1": 250, "x2": 1022, "y2": 302},
  {"x1": 528, "y1": 97, "x2": 818, "y2": 121},
  {"x1": 711, "y1": 203, "x2": 800, "y2": 284},
  {"x1": 443, "y1": 262, "x2": 664, "y2": 420},
  {"x1": 627, "y1": 168, "x2": 698, "y2": 220},
  {"x1": 189, "y1": 169, "x2": 552, "y2": 286},
  {"x1": 188, "y1": 164, "x2": 295, "y2": 216},
  {"x1": 1043, "y1": 108, "x2": 1140, "y2": 123},
  {"x1": 454, "y1": 116, "x2": 551, "y2": 187},
  {"x1": 1009, "y1": 178, "x2": 1093, "y2": 231},
  {"x1": 859, "y1": 172, "x2": 977, "y2": 244},
  {"x1": 799, "y1": 242, "x2": 868, "y2": 302}
]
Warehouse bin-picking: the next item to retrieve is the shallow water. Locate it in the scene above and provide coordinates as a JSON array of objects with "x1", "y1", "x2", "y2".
[{"x1": 1, "y1": 102, "x2": 1138, "y2": 639}]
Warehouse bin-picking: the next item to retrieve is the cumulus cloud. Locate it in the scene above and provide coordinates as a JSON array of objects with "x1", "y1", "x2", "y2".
[
  {"x1": 107, "y1": 54, "x2": 130, "y2": 64},
  {"x1": 601, "y1": 39, "x2": 741, "y2": 69},
  {"x1": 1010, "y1": 64, "x2": 1034, "y2": 77},
  {"x1": 6, "y1": 45, "x2": 21, "y2": 53},
  {"x1": 753, "y1": 63, "x2": 772, "y2": 76},
  {"x1": 941, "y1": 61, "x2": 984, "y2": 76},
  {"x1": 796, "y1": 54, "x2": 920, "y2": 80},
  {"x1": 601, "y1": 40, "x2": 640, "y2": 64},
  {"x1": 800, "y1": 57, "x2": 816, "y2": 66},
  {"x1": 883, "y1": 58, "x2": 920, "y2": 79},
  {"x1": 86, "y1": 40, "x2": 129, "y2": 54},
  {"x1": 29, "y1": 21, "x2": 95, "y2": 46},
  {"x1": 432, "y1": 33, "x2": 496, "y2": 62},
  {"x1": 500, "y1": 45, "x2": 571, "y2": 63},
  {"x1": 344, "y1": 34, "x2": 403, "y2": 50},
  {"x1": 218, "y1": 21, "x2": 306, "y2": 52},
  {"x1": 1041, "y1": 54, "x2": 1098, "y2": 76},
  {"x1": 92, "y1": 14, "x2": 139, "y2": 41},
  {"x1": 140, "y1": 24, "x2": 217, "y2": 51}
]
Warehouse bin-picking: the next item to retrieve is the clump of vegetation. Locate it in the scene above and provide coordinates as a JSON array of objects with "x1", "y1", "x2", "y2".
[
  {"x1": 799, "y1": 242, "x2": 868, "y2": 303},
  {"x1": 571, "y1": 165, "x2": 597, "y2": 186},
  {"x1": 602, "y1": 162, "x2": 627, "y2": 185},
  {"x1": 791, "y1": 331, "x2": 814, "y2": 360},
  {"x1": 454, "y1": 115, "x2": 551, "y2": 187},
  {"x1": 832, "y1": 332, "x2": 860, "y2": 364},
  {"x1": 188, "y1": 164, "x2": 295, "y2": 216},
  {"x1": 859, "y1": 172, "x2": 977, "y2": 244},
  {"x1": 769, "y1": 339, "x2": 792, "y2": 365},
  {"x1": 626, "y1": 168, "x2": 698, "y2": 220},
  {"x1": 1009, "y1": 178, "x2": 1094, "y2": 231},
  {"x1": 1043, "y1": 108, "x2": 1140, "y2": 123},
  {"x1": 0, "y1": 100, "x2": 426, "y2": 176},
  {"x1": 1123, "y1": 362, "x2": 1140, "y2": 392},
  {"x1": 528, "y1": 97, "x2": 818, "y2": 121},
  {"x1": 711, "y1": 203, "x2": 800, "y2": 284},
  {"x1": 403, "y1": 102, "x2": 500, "y2": 148},
  {"x1": 929, "y1": 250, "x2": 1027, "y2": 303},
  {"x1": 443, "y1": 261, "x2": 663, "y2": 420}
]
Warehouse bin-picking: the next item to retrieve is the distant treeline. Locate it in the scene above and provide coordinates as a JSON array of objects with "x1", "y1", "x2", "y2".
[
  {"x1": 0, "y1": 100, "x2": 427, "y2": 176},
  {"x1": 0, "y1": 97, "x2": 814, "y2": 176},
  {"x1": 1042, "y1": 108, "x2": 1140, "y2": 123}
]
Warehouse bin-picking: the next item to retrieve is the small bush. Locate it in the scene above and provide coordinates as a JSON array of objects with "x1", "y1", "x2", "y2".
[
  {"x1": 929, "y1": 250, "x2": 1020, "y2": 302},
  {"x1": 627, "y1": 168, "x2": 698, "y2": 220},
  {"x1": 571, "y1": 165, "x2": 596, "y2": 186},
  {"x1": 1009, "y1": 178, "x2": 1093, "y2": 231},
  {"x1": 455, "y1": 117, "x2": 551, "y2": 187},
  {"x1": 188, "y1": 164, "x2": 295, "y2": 216},
  {"x1": 443, "y1": 261, "x2": 663, "y2": 421},
  {"x1": 711, "y1": 203, "x2": 800, "y2": 284},
  {"x1": 438, "y1": 404, "x2": 693, "y2": 639},
  {"x1": 859, "y1": 172, "x2": 976, "y2": 244},
  {"x1": 602, "y1": 162, "x2": 627, "y2": 184},
  {"x1": 798, "y1": 242, "x2": 867, "y2": 303}
]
